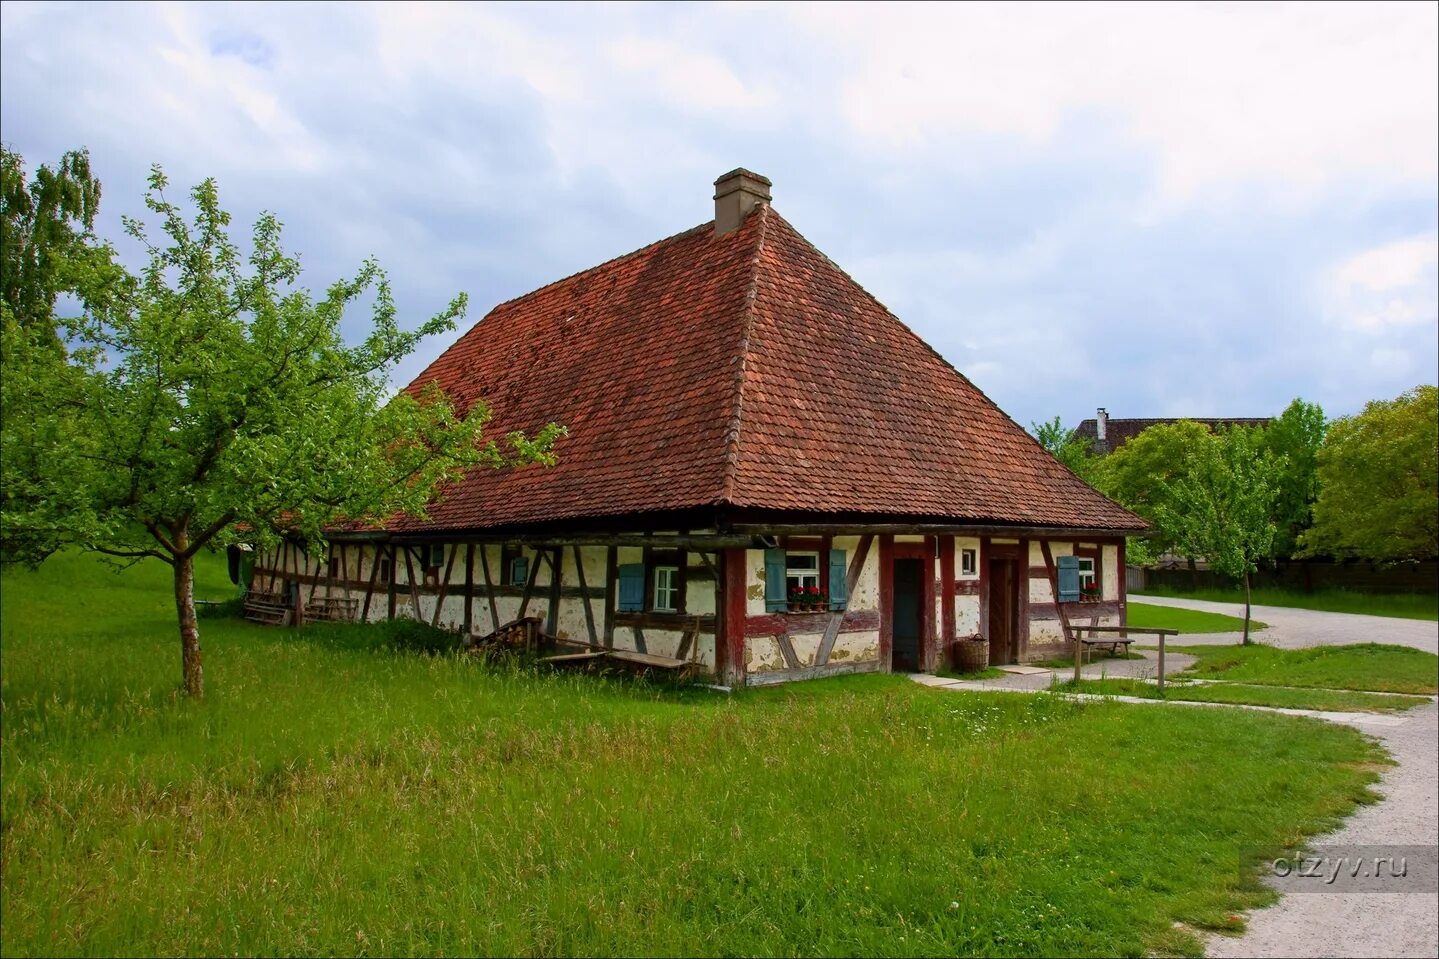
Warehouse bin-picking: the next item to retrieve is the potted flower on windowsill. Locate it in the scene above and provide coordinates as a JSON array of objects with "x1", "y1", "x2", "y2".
[
  {"x1": 1080, "y1": 582, "x2": 1102, "y2": 603},
  {"x1": 788, "y1": 586, "x2": 805, "y2": 612},
  {"x1": 807, "y1": 586, "x2": 828, "y2": 611}
]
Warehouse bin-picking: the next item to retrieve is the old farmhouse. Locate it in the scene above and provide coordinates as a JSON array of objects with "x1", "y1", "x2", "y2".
[{"x1": 246, "y1": 170, "x2": 1148, "y2": 687}]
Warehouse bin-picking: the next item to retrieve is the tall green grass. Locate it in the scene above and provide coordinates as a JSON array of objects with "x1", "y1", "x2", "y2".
[
  {"x1": 2, "y1": 553, "x2": 1388, "y2": 957},
  {"x1": 1126, "y1": 602, "x2": 1266, "y2": 634}
]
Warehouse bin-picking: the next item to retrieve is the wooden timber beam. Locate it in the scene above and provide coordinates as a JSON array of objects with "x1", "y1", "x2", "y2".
[{"x1": 727, "y1": 523, "x2": 1149, "y2": 540}]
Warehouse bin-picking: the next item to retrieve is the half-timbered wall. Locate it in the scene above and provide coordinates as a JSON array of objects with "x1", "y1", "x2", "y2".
[
  {"x1": 248, "y1": 540, "x2": 720, "y2": 669},
  {"x1": 250, "y1": 530, "x2": 1128, "y2": 685}
]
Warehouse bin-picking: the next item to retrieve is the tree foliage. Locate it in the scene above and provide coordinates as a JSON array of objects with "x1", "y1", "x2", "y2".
[
  {"x1": 1301, "y1": 385, "x2": 1437, "y2": 562},
  {"x1": 1154, "y1": 426, "x2": 1283, "y2": 642},
  {"x1": 1030, "y1": 415, "x2": 1097, "y2": 484},
  {"x1": 1, "y1": 164, "x2": 563, "y2": 698},
  {"x1": 1261, "y1": 397, "x2": 1326, "y2": 559},
  {"x1": 1088, "y1": 420, "x2": 1218, "y2": 564},
  {"x1": 1, "y1": 146, "x2": 103, "y2": 332}
]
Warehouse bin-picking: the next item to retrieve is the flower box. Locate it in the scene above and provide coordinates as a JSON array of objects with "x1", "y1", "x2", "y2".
[{"x1": 787, "y1": 585, "x2": 829, "y2": 613}]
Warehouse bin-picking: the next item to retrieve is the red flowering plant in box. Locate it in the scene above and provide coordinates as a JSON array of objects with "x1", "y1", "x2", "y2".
[{"x1": 1080, "y1": 581, "x2": 1102, "y2": 602}]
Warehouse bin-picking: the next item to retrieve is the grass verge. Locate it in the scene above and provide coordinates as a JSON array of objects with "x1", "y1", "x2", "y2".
[
  {"x1": 1133, "y1": 586, "x2": 1437, "y2": 621},
  {"x1": 1053, "y1": 677, "x2": 1430, "y2": 713},
  {"x1": 1127, "y1": 601, "x2": 1266, "y2": 634},
  {"x1": 1171, "y1": 642, "x2": 1439, "y2": 695},
  {"x1": 1, "y1": 552, "x2": 1391, "y2": 957}
]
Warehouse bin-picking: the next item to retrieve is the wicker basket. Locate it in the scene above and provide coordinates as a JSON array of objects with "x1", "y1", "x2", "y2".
[{"x1": 952, "y1": 637, "x2": 988, "y2": 673}]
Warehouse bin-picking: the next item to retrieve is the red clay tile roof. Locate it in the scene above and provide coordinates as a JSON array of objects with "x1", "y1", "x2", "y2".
[{"x1": 389, "y1": 204, "x2": 1145, "y2": 533}]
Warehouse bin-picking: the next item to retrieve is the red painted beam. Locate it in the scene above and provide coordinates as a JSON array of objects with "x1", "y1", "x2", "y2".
[
  {"x1": 878, "y1": 535, "x2": 894, "y2": 670},
  {"x1": 719, "y1": 548, "x2": 748, "y2": 687}
]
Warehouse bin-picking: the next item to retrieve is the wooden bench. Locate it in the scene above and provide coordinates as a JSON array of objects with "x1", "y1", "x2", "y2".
[{"x1": 1069, "y1": 624, "x2": 1180, "y2": 691}]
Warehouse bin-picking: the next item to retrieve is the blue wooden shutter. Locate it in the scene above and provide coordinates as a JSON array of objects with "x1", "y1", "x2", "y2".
[
  {"x1": 1057, "y1": 554, "x2": 1080, "y2": 602},
  {"x1": 617, "y1": 563, "x2": 645, "y2": 612},
  {"x1": 764, "y1": 548, "x2": 787, "y2": 612},
  {"x1": 510, "y1": 555, "x2": 529, "y2": 587},
  {"x1": 828, "y1": 549, "x2": 848, "y2": 611}
]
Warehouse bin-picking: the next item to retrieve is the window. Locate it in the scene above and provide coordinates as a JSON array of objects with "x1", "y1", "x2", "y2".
[
  {"x1": 960, "y1": 547, "x2": 977, "y2": 577},
  {"x1": 377, "y1": 557, "x2": 392, "y2": 583},
  {"x1": 328, "y1": 555, "x2": 341, "y2": 579},
  {"x1": 1076, "y1": 556, "x2": 1097, "y2": 593},
  {"x1": 501, "y1": 546, "x2": 526, "y2": 585},
  {"x1": 426, "y1": 544, "x2": 445, "y2": 570},
  {"x1": 653, "y1": 566, "x2": 680, "y2": 612},
  {"x1": 785, "y1": 552, "x2": 820, "y2": 593}
]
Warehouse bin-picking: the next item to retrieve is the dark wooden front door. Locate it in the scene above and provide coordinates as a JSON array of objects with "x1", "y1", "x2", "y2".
[
  {"x1": 988, "y1": 558, "x2": 1019, "y2": 666},
  {"x1": 892, "y1": 558, "x2": 923, "y2": 672}
]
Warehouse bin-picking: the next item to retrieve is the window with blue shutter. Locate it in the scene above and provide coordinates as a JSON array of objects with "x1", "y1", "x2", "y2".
[
  {"x1": 617, "y1": 563, "x2": 645, "y2": 612},
  {"x1": 764, "y1": 548, "x2": 787, "y2": 612},
  {"x1": 1057, "y1": 554, "x2": 1080, "y2": 603},
  {"x1": 828, "y1": 549, "x2": 848, "y2": 610},
  {"x1": 510, "y1": 555, "x2": 529, "y2": 588}
]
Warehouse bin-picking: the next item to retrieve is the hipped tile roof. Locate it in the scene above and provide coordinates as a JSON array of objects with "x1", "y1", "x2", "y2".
[{"x1": 388, "y1": 204, "x2": 1145, "y2": 533}]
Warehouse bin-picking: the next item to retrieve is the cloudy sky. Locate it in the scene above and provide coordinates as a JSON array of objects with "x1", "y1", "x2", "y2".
[{"x1": 2, "y1": 1, "x2": 1435, "y2": 431}]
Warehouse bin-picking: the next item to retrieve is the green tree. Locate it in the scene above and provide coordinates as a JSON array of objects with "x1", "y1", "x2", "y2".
[
  {"x1": 1301, "y1": 386, "x2": 1438, "y2": 562},
  {"x1": 1090, "y1": 420, "x2": 1218, "y2": 566},
  {"x1": 1156, "y1": 426, "x2": 1282, "y2": 643},
  {"x1": 1030, "y1": 415, "x2": 1096, "y2": 483},
  {"x1": 1262, "y1": 397, "x2": 1327, "y2": 559},
  {"x1": 1, "y1": 146, "x2": 103, "y2": 332},
  {"x1": 0, "y1": 166, "x2": 562, "y2": 699}
]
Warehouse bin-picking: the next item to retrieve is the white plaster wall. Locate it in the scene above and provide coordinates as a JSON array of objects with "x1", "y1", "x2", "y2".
[
  {"x1": 847, "y1": 537, "x2": 880, "y2": 611},
  {"x1": 894, "y1": 534, "x2": 925, "y2": 544},
  {"x1": 745, "y1": 548, "x2": 768, "y2": 616},
  {"x1": 831, "y1": 629, "x2": 879, "y2": 663},
  {"x1": 1103, "y1": 544, "x2": 1120, "y2": 601},
  {"x1": 955, "y1": 595, "x2": 980, "y2": 637}
]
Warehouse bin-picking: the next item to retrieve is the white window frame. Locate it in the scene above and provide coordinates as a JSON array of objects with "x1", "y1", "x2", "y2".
[
  {"x1": 785, "y1": 551, "x2": 821, "y2": 594},
  {"x1": 960, "y1": 547, "x2": 977, "y2": 577},
  {"x1": 653, "y1": 566, "x2": 680, "y2": 612},
  {"x1": 1076, "y1": 556, "x2": 1096, "y2": 591}
]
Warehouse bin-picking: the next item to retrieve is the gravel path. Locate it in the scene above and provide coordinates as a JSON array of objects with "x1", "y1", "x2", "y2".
[
  {"x1": 1131, "y1": 594, "x2": 1438, "y2": 653},
  {"x1": 930, "y1": 598, "x2": 1438, "y2": 957},
  {"x1": 1204, "y1": 698, "x2": 1438, "y2": 959}
]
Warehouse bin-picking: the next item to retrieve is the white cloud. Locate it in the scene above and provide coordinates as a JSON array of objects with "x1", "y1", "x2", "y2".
[
  {"x1": 780, "y1": 1, "x2": 1438, "y2": 202},
  {"x1": 1326, "y1": 233, "x2": 1438, "y2": 332}
]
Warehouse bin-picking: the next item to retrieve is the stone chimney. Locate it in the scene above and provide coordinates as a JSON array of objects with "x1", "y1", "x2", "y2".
[
  {"x1": 1096, "y1": 408, "x2": 1109, "y2": 444},
  {"x1": 713, "y1": 168, "x2": 771, "y2": 236}
]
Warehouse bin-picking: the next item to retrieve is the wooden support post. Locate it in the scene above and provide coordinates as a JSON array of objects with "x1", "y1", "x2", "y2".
[
  {"x1": 572, "y1": 545, "x2": 599, "y2": 646},
  {"x1": 431, "y1": 543, "x2": 460, "y2": 628},
  {"x1": 463, "y1": 544, "x2": 474, "y2": 635},
  {"x1": 386, "y1": 545, "x2": 398, "y2": 620},
  {"x1": 546, "y1": 547, "x2": 563, "y2": 634},
  {"x1": 1158, "y1": 632, "x2": 1166, "y2": 696},
  {"x1": 478, "y1": 545, "x2": 500, "y2": 634},
  {"x1": 403, "y1": 547, "x2": 421, "y2": 619},
  {"x1": 718, "y1": 547, "x2": 747, "y2": 687},
  {"x1": 603, "y1": 545, "x2": 617, "y2": 649},
  {"x1": 878, "y1": 535, "x2": 894, "y2": 670},
  {"x1": 361, "y1": 545, "x2": 382, "y2": 622}
]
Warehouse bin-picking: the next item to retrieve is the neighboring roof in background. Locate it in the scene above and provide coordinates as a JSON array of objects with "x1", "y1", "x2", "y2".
[
  {"x1": 1072, "y1": 415, "x2": 1274, "y2": 455},
  {"x1": 378, "y1": 194, "x2": 1146, "y2": 535}
]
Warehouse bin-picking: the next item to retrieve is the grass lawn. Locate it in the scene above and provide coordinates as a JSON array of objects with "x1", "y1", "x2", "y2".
[
  {"x1": 1134, "y1": 585, "x2": 1437, "y2": 621},
  {"x1": 1126, "y1": 601, "x2": 1265, "y2": 634},
  {"x1": 1054, "y1": 677, "x2": 1430, "y2": 713},
  {"x1": 1171, "y1": 642, "x2": 1439, "y2": 695},
  {"x1": 1, "y1": 553, "x2": 1391, "y2": 957}
]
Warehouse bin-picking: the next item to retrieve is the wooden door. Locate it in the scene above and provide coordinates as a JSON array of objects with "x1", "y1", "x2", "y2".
[
  {"x1": 988, "y1": 558, "x2": 1019, "y2": 666},
  {"x1": 892, "y1": 558, "x2": 923, "y2": 672}
]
